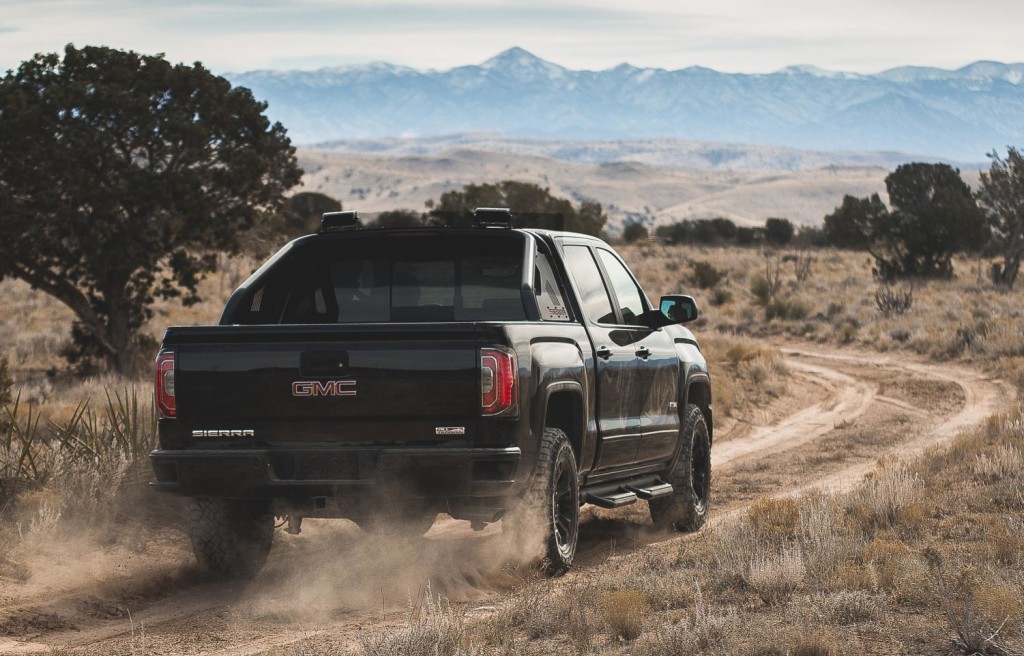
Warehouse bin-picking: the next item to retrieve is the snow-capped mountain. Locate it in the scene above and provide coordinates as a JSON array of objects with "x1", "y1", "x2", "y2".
[{"x1": 228, "y1": 48, "x2": 1024, "y2": 162}]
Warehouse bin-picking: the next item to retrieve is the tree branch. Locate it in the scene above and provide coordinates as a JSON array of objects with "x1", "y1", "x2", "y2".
[{"x1": 8, "y1": 263, "x2": 119, "y2": 358}]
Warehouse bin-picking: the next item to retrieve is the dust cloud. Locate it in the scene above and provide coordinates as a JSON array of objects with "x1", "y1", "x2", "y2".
[{"x1": 235, "y1": 515, "x2": 546, "y2": 623}]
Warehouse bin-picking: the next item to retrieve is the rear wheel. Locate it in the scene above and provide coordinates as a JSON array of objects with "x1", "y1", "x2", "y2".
[
  {"x1": 505, "y1": 427, "x2": 580, "y2": 575},
  {"x1": 650, "y1": 403, "x2": 711, "y2": 532},
  {"x1": 188, "y1": 498, "x2": 274, "y2": 578}
]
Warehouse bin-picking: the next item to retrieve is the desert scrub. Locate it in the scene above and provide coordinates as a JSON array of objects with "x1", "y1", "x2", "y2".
[
  {"x1": 360, "y1": 588, "x2": 474, "y2": 656},
  {"x1": 747, "y1": 546, "x2": 806, "y2": 606},
  {"x1": 811, "y1": 590, "x2": 882, "y2": 625},
  {"x1": 701, "y1": 338, "x2": 789, "y2": 420},
  {"x1": 633, "y1": 587, "x2": 736, "y2": 656},
  {"x1": 600, "y1": 589, "x2": 649, "y2": 641},
  {"x1": 619, "y1": 243, "x2": 1024, "y2": 368},
  {"x1": 746, "y1": 496, "x2": 801, "y2": 542},
  {"x1": 453, "y1": 402, "x2": 1024, "y2": 655},
  {"x1": 847, "y1": 460, "x2": 924, "y2": 534},
  {"x1": 690, "y1": 260, "x2": 727, "y2": 289},
  {"x1": 1, "y1": 388, "x2": 158, "y2": 546},
  {"x1": 478, "y1": 577, "x2": 601, "y2": 654}
]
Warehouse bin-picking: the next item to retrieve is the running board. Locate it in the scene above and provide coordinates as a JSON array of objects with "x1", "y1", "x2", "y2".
[
  {"x1": 627, "y1": 481, "x2": 674, "y2": 500},
  {"x1": 585, "y1": 490, "x2": 638, "y2": 508},
  {"x1": 583, "y1": 477, "x2": 675, "y2": 509}
]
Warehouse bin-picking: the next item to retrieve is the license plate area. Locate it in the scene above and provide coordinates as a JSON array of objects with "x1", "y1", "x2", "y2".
[{"x1": 270, "y1": 453, "x2": 359, "y2": 481}]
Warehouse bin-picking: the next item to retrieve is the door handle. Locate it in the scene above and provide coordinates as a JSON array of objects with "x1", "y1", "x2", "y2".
[
  {"x1": 596, "y1": 345, "x2": 613, "y2": 360},
  {"x1": 635, "y1": 346, "x2": 652, "y2": 359}
]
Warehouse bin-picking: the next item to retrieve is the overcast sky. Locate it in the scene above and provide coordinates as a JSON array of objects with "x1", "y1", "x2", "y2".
[{"x1": 1, "y1": 0, "x2": 1021, "y2": 75}]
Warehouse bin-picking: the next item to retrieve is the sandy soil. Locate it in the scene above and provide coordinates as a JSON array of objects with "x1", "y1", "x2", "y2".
[{"x1": 0, "y1": 344, "x2": 1012, "y2": 655}]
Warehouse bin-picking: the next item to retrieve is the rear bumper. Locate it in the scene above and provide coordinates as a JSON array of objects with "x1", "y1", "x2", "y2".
[{"x1": 149, "y1": 445, "x2": 521, "y2": 500}]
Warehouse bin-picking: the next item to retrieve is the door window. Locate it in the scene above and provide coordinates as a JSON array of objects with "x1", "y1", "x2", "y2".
[
  {"x1": 596, "y1": 249, "x2": 646, "y2": 326},
  {"x1": 563, "y1": 245, "x2": 616, "y2": 325}
]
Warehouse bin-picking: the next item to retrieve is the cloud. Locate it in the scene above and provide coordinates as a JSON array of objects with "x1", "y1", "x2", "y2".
[{"x1": 0, "y1": 0, "x2": 1021, "y2": 74}]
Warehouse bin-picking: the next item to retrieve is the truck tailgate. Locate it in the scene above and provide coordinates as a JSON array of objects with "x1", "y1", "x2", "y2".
[{"x1": 165, "y1": 324, "x2": 499, "y2": 443}]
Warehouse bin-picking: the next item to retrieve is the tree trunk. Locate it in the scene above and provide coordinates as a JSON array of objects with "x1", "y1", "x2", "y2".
[
  {"x1": 996, "y1": 231, "x2": 1024, "y2": 289},
  {"x1": 103, "y1": 284, "x2": 137, "y2": 375},
  {"x1": 1003, "y1": 255, "x2": 1020, "y2": 289}
]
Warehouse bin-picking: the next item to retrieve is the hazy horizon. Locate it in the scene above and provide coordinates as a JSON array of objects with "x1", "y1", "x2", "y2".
[{"x1": 2, "y1": 1, "x2": 1023, "y2": 75}]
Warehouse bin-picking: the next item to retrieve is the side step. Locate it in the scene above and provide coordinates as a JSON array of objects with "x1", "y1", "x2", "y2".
[
  {"x1": 585, "y1": 490, "x2": 638, "y2": 509},
  {"x1": 627, "y1": 481, "x2": 674, "y2": 500},
  {"x1": 583, "y1": 478, "x2": 675, "y2": 509}
]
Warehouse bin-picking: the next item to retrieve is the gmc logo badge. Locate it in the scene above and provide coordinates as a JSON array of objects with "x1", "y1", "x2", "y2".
[{"x1": 292, "y1": 380, "x2": 357, "y2": 397}]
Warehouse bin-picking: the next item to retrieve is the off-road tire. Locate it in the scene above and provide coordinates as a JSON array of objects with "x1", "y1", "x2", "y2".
[
  {"x1": 650, "y1": 403, "x2": 711, "y2": 532},
  {"x1": 188, "y1": 498, "x2": 274, "y2": 578},
  {"x1": 505, "y1": 427, "x2": 580, "y2": 576}
]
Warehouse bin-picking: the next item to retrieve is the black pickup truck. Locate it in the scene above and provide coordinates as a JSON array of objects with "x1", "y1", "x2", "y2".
[{"x1": 150, "y1": 209, "x2": 713, "y2": 576}]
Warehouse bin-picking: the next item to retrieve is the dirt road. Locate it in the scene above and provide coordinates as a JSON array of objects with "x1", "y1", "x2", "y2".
[{"x1": 0, "y1": 345, "x2": 1012, "y2": 655}]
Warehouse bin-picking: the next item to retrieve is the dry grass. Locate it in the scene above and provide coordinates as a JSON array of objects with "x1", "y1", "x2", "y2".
[
  {"x1": 701, "y1": 337, "x2": 789, "y2": 420},
  {"x1": 600, "y1": 588, "x2": 649, "y2": 642},
  {"x1": 623, "y1": 242, "x2": 1024, "y2": 366},
  {"x1": 360, "y1": 588, "x2": 474, "y2": 656},
  {"x1": 4, "y1": 242, "x2": 1024, "y2": 654},
  {"x1": 443, "y1": 398, "x2": 1024, "y2": 654},
  {"x1": 747, "y1": 546, "x2": 805, "y2": 606},
  {"x1": 0, "y1": 388, "x2": 161, "y2": 585}
]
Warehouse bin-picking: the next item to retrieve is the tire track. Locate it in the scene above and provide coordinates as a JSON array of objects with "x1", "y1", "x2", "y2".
[{"x1": 0, "y1": 345, "x2": 1014, "y2": 655}]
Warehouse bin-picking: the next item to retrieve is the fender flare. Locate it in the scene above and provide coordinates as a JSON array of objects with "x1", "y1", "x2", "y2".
[
  {"x1": 535, "y1": 380, "x2": 588, "y2": 470},
  {"x1": 665, "y1": 369, "x2": 712, "y2": 474}
]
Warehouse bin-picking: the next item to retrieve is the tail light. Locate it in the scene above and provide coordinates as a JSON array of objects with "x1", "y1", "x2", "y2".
[
  {"x1": 155, "y1": 350, "x2": 176, "y2": 418},
  {"x1": 481, "y1": 347, "x2": 518, "y2": 417}
]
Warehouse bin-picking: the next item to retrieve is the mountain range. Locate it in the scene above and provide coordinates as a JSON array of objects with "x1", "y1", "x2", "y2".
[{"x1": 229, "y1": 48, "x2": 1024, "y2": 163}]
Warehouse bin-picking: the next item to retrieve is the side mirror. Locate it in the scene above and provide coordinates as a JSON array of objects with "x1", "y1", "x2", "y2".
[{"x1": 659, "y1": 295, "x2": 699, "y2": 324}]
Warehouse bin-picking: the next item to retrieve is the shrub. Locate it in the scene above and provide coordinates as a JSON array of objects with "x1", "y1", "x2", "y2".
[
  {"x1": 601, "y1": 589, "x2": 649, "y2": 641},
  {"x1": 973, "y1": 445, "x2": 1023, "y2": 483},
  {"x1": 875, "y1": 285, "x2": 913, "y2": 317},
  {"x1": 766, "y1": 298, "x2": 811, "y2": 321},
  {"x1": 764, "y1": 217, "x2": 795, "y2": 246},
  {"x1": 798, "y1": 494, "x2": 857, "y2": 587},
  {"x1": 889, "y1": 328, "x2": 911, "y2": 343},
  {"x1": 691, "y1": 260, "x2": 726, "y2": 289},
  {"x1": 792, "y1": 250, "x2": 815, "y2": 283},
  {"x1": 360, "y1": 589, "x2": 468, "y2": 656},
  {"x1": 836, "y1": 322, "x2": 859, "y2": 344},
  {"x1": 849, "y1": 461, "x2": 923, "y2": 533},
  {"x1": 708, "y1": 287, "x2": 733, "y2": 307},
  {"x1": 623, "y1": 221, "x2": 650, "y2": 243},
  {"x1": 0, "y1": 388, "x2": 155, "y2": 519},
  {"x1": 747, "y1": 497, "x2": 800, "y2": 541},
  {"x1": 634, "y1": 587, "x2": 735, "y2": 656},
  {"x1": 748, "y1": 546, "x2": 805, "y2": 606},
  {"x1": 750, "y1": 274, "x2": 778, "y2": 306}
]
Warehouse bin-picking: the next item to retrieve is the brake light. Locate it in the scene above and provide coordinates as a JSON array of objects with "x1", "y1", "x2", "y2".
[
  {"x1": 481, "y1": 347, "x2": 518, "y2": 417},
  {"x1": 155, "y1": 350, "x2": 176, "y2": 418}
]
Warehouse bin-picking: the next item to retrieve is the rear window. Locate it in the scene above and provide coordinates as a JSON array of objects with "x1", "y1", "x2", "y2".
[{"x1": 239, "y1": 233, "x2": 528, "y2": 324}]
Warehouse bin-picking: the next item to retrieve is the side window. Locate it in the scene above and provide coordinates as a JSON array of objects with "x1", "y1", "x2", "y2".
[
  {"x1": 597, "y1": 249, "x2": 646, "y2": 326},
  {"x1": 563, "y1": 245, "x2": 616, "y2": 325},
  {"x1": 535, "y1": 251, "x2": 570, "y2": 321}
]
